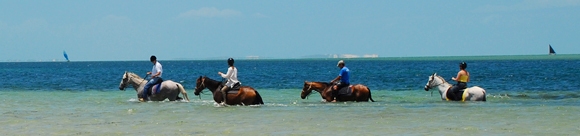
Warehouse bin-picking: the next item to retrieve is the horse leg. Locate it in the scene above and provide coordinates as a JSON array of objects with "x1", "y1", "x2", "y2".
[
  {"x1": 323, "y1": 91, "x2": 334, "y2": 102},
  {"x1": 168, "y1": 94, "x2": 176, "y2": 101},
  {"x1": 351, "y1": 87, "x2": 361, "y2": 102},
  {"x1": 239, "y1": 89, "x2": 254, "y2": 105},
  {"x1": 176, "y1": 84, "x2": 189, "y2": 102},
  {"x1": 213, "y1": 91, "x2": 222, "y2": 104}
]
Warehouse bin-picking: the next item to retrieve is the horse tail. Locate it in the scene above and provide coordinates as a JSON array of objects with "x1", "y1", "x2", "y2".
[
  {"x1": 253, "y1": 89, "x2": 264, "y2": 105},
  {"x1": 481, "y1": 89, "x2": 487, "y2": 102},
  {"x1": 177, "y1": 84, "x2": 190, "y2": 102},
  {"x1": 367, "y1": 87, "x2": 375, "y2": 102}
]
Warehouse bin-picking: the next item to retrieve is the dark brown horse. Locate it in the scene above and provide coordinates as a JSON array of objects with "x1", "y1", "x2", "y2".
[
  {"x1": 193, "y1": 76, "x2": 264, "y2": 105},
  {"x1": 301, "y1": 81, "x2": 375, "y2": 102}
]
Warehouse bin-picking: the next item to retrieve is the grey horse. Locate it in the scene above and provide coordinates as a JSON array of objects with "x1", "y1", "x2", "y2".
[
  {"x1": 119, "y1": 71, "x2": 190, "y2": 102},
  {"x1": 424, "y1": 73, "x2": 486, "y2": 101}
]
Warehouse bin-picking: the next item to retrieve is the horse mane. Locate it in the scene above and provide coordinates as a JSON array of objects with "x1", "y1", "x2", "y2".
[
  {"x1": 433, "y1": 74, "x2": 448, "y2": 83},
  {"x1": 311, "y1": 81, "x2": 330, "y2": 86},
  {"x1": 203, "y1": 76, "x2": 222, "y2": 84},
  {"x1": 126, "y1": 72, "x2": 143, "y2": 79},
  {"x1": 436, "y1": 75, "x2": 445, "y2": 81}
]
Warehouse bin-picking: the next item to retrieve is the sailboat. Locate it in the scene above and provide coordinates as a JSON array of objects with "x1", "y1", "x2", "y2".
[
  {"x1": 549, "y1": 44, "x2": 556, "y2": 55},
  {"x1": 63, "y1": 51, "x2": 70, "y2": 62}
]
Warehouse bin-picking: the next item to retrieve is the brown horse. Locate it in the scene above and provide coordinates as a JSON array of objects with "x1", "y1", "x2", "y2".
[
  {"x1": 301, "y1": 81, "x2": 375, "y2": 102},
  {"x1": 193, "y1": 76, "x2": 264, "y2": 105}
]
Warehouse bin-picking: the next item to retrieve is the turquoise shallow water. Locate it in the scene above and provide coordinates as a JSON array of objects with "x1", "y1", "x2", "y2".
[{"x1": 1, "y1": 55, "x2": 580, "y2": 135}]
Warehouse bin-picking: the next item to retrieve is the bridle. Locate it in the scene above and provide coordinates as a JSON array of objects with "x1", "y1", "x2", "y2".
[
  {"x1": 196, "y1": 78, "x2": 206, "y2": 90},
  {"x1": 194, "y1": 77, "x2": 207, "y2": 99},
  {"x1": 302, "y1": 82, "x2": 314, "y2": 98},
  {"x1": 305, "y1": 83, "x2": 312, "y2": 92},
  {"x1": 120, "y1": 73, "x2": 148, "y2": 91},
  {"x1": 426, "y1": 75, "x2": 447, "y2": 90}
]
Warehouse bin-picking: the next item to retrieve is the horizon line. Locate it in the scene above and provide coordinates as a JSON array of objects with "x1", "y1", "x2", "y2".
[{"x1": 2, "y1": 54, "x2": 579, "y2": 62}]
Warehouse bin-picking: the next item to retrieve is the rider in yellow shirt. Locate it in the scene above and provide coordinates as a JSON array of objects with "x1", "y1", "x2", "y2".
[{"x1": 450, "y1": 62, "x2": 469, "y2": 100}]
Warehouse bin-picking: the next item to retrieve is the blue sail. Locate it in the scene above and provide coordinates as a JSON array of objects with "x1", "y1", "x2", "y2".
[{"x1": 63, "y1": 51, "x2": 69, "y2": 62}]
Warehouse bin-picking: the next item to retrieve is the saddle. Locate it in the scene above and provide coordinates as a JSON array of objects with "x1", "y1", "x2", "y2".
[
  {"x1": 149, "y1": 82, "x2": 163, "y2": 95},
  {"x1": 221, "y1": 82, "x2": 242, "y2": 94},
  {"x1": 336, "y1": 85, "x2": 354, "y2": 96},
  {"x1": 446, "y1": 88, "x2": 469, "y2": 101}
]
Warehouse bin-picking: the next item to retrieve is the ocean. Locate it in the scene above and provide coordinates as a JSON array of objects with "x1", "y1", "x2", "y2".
[{"x1": 1, "y1": 55, "x2": 579, "y2": 135}]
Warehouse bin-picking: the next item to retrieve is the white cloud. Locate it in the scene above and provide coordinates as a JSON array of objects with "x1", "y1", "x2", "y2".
[{"x1": 178, "y1": 7, "x2": 242, "y2": 18}]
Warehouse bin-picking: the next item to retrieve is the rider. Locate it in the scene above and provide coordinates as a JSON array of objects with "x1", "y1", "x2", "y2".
[
  {"x1": 142, "y1": 55, "x2": 163, "y2": 101},
  {"x1": 330, "y1": 60, "x2": 350, "y2": 102},
  {"x1": 218, "y1": 58, "x2": 239, "y2": 104},
  {"x1": 450, "y1": 62, "x2": 469, "y2": 100}
]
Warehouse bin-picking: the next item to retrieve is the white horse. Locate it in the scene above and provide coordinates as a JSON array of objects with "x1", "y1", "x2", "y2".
[
  {"x1": 424, "y1": 73, "x2": 486, "y2": 101},
  {"x1": 118, "y1": 71, "x2": 190, "y2": 102}
]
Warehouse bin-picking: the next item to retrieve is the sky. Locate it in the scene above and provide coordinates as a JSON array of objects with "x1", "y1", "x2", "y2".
[{"x1": 1, "y1": 0, "x2": 579, "y2": 61}]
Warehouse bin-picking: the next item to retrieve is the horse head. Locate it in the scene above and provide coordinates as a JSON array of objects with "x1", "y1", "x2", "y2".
[
  {"x1": 119, "y1": 71, "x2": 130, "y2": 91},
  {"x1": 424, "y1": 73, "x2": 444, "y2": 91},
  {"x1": 301, "y1": 81, "x2": 330, "y2": 99},
  {"x1": 301, "y1": 81, "x2": 314, "y2": 99},
  {"x1": 194, "y1": 76, "x2": 221, "y2": 95},
  {"x1": 119, "y1": 72, "x2": 146, "y2": 92},
  {"x1": 194, "y1": 76, "x2": 206, "y2": 96}
]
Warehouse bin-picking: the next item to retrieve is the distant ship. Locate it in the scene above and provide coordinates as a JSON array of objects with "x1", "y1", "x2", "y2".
[{"x1": 549, "y1": 44, "x2": 556, "y2": 55}]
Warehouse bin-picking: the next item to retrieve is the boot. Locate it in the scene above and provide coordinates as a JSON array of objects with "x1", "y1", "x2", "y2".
[{"x1": 332, "y1": 86, "x2": 338, "y2": 102}]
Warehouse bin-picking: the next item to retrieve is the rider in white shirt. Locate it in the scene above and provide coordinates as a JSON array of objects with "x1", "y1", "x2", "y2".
[
  {"x1": 218, "y1": 58, "x2": 239, "y2": 104},
  {"x1": 142, "y1": 55, "x2": 162, "y2": 101}
]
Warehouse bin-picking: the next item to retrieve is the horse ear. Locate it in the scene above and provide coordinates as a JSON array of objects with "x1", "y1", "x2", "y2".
[
  {"x1": 433, "y1": 73, "x2": 437, "y2": 76},
  {"x1": 304, "y1": 80, "x2": 308, "y2": 83}
]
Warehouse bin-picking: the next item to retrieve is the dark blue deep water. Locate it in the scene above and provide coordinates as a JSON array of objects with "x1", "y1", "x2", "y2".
[{"x1": 2, "y1": 56, "x2": 579, "y2": 98}]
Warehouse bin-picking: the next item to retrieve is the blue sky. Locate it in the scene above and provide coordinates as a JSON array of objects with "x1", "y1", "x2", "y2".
[{"x1": 1, "y1": 0, "x2": 579, "y2": 61}]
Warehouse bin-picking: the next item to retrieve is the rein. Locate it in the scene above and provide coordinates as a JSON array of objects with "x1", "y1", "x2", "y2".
[
  {"x1": 198, "y1": 78, "x2": 206, "y2": 90},
  {"x1": 196, "y1": 78, "x2": 206, "y2": 99},
  {"x1": 133, "y1": 74, "x2": 149, "y2": 89},
  {"x1": 427, "y1": 76, "x2": 448, "y2": 96},
  {"x1": 303, "y1": 82, "x2": 325, "y2": 99},
  {"x1": 122, "y1": 73, "x2": 148, "y2": 90},
  {"x1": 304, "y1": 83, "x2": 314, "y2": 99},
  {"x1": 195, "y1": 77, "x2": 220, "y2": 99},
  {"x1": 139, "y1": 74, "x2": 150, "y2": 86},
  {"x1": 428, "y1": 76, "x2": 447, "y2": 89}
]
